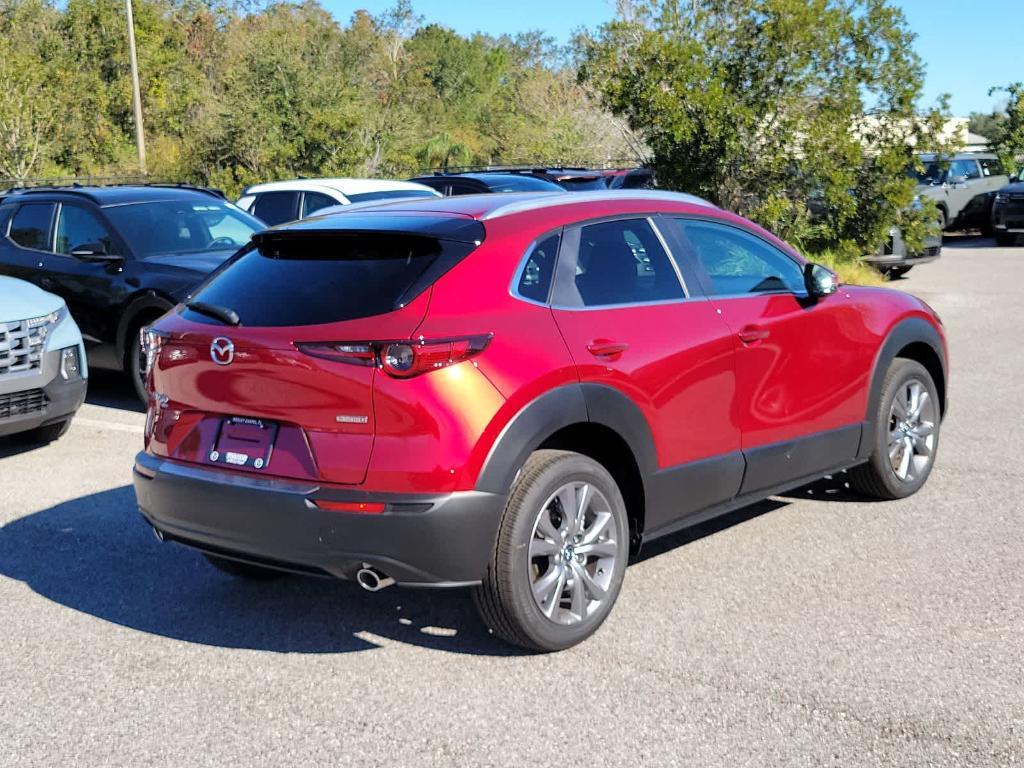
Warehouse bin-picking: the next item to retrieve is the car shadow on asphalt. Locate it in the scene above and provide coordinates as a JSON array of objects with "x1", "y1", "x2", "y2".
[
  {"x1": 1, "y1": 477, "x2": 875, "y2": 656},
  {"x1": 0, "y1": 485, "x2": 527, "y2": 657},
  {"x1": 84, "y1": 370, "x2": 146, "y2": 414}
]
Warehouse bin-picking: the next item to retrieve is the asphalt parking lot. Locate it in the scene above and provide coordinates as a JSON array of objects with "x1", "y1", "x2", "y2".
[{"x1": 1, "y1": 236, "x2": 1022, "y2": 767}]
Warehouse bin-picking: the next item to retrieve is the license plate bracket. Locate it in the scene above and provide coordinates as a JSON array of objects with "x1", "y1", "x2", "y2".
[{"x1": 209, "y1": 416, "x2": 278, "y2": 470}]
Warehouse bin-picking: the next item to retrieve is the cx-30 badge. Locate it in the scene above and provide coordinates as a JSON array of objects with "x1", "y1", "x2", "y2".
[{"x1": 210, "y1": 337, "x2": 235, "y2": 366}]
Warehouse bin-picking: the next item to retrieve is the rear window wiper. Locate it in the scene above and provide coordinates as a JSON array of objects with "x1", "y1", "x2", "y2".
[{"x1": 186, "y1": 300, "x2": 240, "y2": 326}]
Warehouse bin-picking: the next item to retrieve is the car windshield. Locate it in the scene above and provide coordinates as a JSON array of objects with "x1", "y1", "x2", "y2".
[
  {"x1": 486, "y1": 176, "x2": 562, "y2": 192},
  {"x1": 103, "y1": 200, "x2": 262, "y2": 258},
  {"x1": 911, "y1": 161, "x2": 946, "y2": 186}
]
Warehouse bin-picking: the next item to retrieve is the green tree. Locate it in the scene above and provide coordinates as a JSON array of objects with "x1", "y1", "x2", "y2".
[
  {"x1": 987, "y1": 83, "x2": 1024, "y2": 174},
  {"x1": 580, "y1": 0, "x2": 946, "y2": 255}
]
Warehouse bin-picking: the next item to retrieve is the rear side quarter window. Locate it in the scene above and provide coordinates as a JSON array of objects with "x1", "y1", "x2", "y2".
[
  {"x1": 8, "y1": 203, "x2": 55, "y2": 251},
  {"x1": 515, "y1": 233, "x2": 561, "y2": 304}
]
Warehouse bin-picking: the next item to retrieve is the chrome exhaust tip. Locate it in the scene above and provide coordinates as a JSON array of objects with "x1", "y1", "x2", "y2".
[{"x1": 355, "y1": 565, "x2": 395, "y2": 592}]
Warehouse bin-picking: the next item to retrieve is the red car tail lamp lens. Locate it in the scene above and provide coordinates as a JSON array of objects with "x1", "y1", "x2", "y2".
[
  {"x1": 313, "y1": 500, "x2": 386, "y2": 514},
  {"x1": 297, "y1": 335, "x2": 492, "y2": 378}
]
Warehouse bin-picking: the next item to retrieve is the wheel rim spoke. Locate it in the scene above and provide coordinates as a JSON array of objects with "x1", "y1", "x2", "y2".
[
  {"x1": 529, "y1": 481, "x2": 620, "y2": 627},
  {"x1": 575, "y1": 538, "x2": 617, "y2": 559},
  {"x1": 887, "y1": 377, "x2": 938, "y2": 483},
  {"x1": 567, "y1": 567, "x2": 586, "y2": 622}
]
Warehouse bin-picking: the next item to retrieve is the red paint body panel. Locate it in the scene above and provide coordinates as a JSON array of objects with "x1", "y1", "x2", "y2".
[
  {"x1": 145, "y1": 193, "x2": 946, "y2": 507},
  {"x1": 551, "y1": 301, "x2": 739, "y2": 467}
]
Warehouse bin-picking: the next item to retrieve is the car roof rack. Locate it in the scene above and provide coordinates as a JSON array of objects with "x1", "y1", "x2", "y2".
[{"x1": 0, "y1": 177, "x2": 225, "y2": 202}]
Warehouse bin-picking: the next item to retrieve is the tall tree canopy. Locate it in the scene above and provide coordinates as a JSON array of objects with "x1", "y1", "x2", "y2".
[
  {"x1": 579, "y1": 0, "x2": 950, "y2": 254},
  {"x1": 0, "y1": 0, "x2": 635, "y2": 194}
]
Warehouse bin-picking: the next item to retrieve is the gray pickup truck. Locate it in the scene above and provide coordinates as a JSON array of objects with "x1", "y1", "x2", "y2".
[{"x1": 914, "y1": 152, "x2": 1008, "y2": 233}]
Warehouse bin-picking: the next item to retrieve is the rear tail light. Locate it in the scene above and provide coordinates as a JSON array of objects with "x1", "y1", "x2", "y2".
[{"x1": 297, "y1": 335, "x2": 492, "y2": 378}]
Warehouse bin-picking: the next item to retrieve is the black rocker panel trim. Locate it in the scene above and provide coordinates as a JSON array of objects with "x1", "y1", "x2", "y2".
[
  {"x1": 740, "y1": 423, "x2": 862, "y2": 497},
  {"x1": 645, "y1": 451, "x2": 746, "y2": 534}
]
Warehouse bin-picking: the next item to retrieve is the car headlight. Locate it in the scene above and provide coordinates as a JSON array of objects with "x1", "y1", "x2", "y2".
[{"x1": 25, "y1": 306, "x2": 67, "y2": 336}]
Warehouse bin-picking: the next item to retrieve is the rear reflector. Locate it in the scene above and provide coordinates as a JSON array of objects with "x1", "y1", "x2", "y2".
[{"x1": 313, "y1": 500, "x2": 386, "y2": 514}]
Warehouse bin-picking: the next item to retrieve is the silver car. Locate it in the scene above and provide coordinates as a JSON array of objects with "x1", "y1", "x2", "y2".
[{"x1": 914, "y1": 152, "x2": 1008, "y2": 232}]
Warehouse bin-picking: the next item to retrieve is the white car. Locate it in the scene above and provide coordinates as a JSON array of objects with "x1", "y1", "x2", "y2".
[
  {"x1": 0, "y1": 276, "x2": 87, "y2": 442},
  {"x1": 236, "y1": 178, "x2": 442, "y2": 226}
]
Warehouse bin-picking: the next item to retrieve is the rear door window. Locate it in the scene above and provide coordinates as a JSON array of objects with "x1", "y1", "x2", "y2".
[
  {"x1": 186, "y1": 232, "x2": 479, "y2": 327},
  {"x1": 980, "y1": 157, "x2": 1005, "y2": 177},
  {"x1": 301, "y1": 192, "x2": 337, "y2": 217},
  {"x1": 8, "y1": 203, "x2": 55, "y2": 251},
  {"x1": 553, "y1": 218, "x2": 685, "y2": 307},
  {"x1": 252, "y1": 192, "x2": 299, "y2": 226}
]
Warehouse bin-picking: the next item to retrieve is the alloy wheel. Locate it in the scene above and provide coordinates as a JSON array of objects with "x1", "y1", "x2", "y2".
[
  {"x1": 887, "y1": 377, "x2": 937, "y2": 482},
  {"x1": 528, "y1": 481, "x2": 620, "y2": 626}
]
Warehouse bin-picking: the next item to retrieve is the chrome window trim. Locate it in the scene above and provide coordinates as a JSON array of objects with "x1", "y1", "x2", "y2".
[{"x1": 549, "y1": 295, "x2": 711, "y2": 312}]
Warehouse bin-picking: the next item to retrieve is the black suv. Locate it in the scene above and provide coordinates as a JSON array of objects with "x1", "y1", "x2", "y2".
[
  {"x1": 0, "y1": 185, "x2": 263, "y2": 401},
  {"x1": 409, "y1": 172, "x2": 564, "y2": 195}
]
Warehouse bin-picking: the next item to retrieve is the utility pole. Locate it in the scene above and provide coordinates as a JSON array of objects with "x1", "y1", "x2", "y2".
[{"x1": 125, "y1": 0, "x2": 146, "y2": 173}]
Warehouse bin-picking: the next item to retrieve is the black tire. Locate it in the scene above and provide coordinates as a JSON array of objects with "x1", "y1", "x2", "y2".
[
  {"x1": 23, "y1": 419, "x2": 71, "y2": 444},
  {"x1": 473, "y1": 450, "x2": 629, "y2": 652},
  {"x1": 883, "y1": 265, "x2": 912, "y2": 279},
  {"x1": 203, "y1": 553, "x2": 284, "y2": 580},
  {"x1": 127, "y1": 317, "x2": 161, "y2": 404},
  {"x1": 849, "y1": 359, "x2": 940, "y2": 500},
  {"x1": 996, "y1": 233, "x2": 1017, "y2": 247}
]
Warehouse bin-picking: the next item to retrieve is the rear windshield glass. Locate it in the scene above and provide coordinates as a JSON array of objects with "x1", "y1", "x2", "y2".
[
  {"x1": 557, "y1": 177, "x2": 609, "y2": 192},
  {"x1": 185, "y1": 233, "x2": 476, "y2": 327},
  {"x1": 486, "y1": 176, "x2": 562, "y2": 192},
  {"x1": 345, "y1": 189, "x2": 437, "y2": 203}
]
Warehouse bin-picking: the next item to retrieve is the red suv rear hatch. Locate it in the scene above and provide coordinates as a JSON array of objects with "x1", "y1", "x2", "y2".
[{"x1": 145, "y1": 218, "x2": 484, "y2": 485}]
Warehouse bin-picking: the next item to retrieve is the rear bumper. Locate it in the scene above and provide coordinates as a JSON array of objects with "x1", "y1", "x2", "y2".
[
  {"x1": 862, "y1": 230, "x2": 942, "y2": 267},
  {"x1": 0, "y1": 375, "x2": 87, "y2": 438},
  {"x1": 132, "y1": 451, "x2": 507, "y2": 586}
]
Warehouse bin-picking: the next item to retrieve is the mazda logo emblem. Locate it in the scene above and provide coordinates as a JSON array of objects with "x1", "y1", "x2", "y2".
[{"x1": 210, "y1": 337, "x2": 235, "y2": 366}]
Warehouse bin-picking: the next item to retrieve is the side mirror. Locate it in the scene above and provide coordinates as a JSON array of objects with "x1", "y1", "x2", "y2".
[
  {"x1": 949, "y1": 174, "x2": 969, "y2": 186},
  {"x1": 804, "y1": 263, "x2": 838, "y2": 299}
]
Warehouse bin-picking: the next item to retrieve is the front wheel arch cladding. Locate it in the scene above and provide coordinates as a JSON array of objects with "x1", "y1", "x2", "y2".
[{"x1": 859, "y1": 316, "x2": 946, "y2": 460}]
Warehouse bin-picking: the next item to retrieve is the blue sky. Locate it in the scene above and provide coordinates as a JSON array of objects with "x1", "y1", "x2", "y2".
[{"x1": 320, "y1": 0, "x2": 1022, "y2": 116}]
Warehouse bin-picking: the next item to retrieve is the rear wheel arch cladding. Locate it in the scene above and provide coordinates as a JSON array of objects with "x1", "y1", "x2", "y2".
[{"x1": 475, "y1": 383, "x2": 656, "y2": 540}]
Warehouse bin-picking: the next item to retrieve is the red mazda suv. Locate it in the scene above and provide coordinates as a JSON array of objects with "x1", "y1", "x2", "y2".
[{"x1": 133, "y1": 191, "x2": 947, "y2": 651}]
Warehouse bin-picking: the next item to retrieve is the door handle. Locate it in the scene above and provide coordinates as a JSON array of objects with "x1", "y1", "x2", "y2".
[
  {"x1": 587, "y1": 339, "x2": 629, "y2": 358},
  {"x1": 738, "y1": 326, "x2": 770, "y2": 344}
]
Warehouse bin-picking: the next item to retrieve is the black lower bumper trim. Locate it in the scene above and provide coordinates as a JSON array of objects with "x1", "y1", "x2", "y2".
[
  {"x1": 133, "y1": 452, "x2": 507, "y2": 586},
  {"x1": 0, "y1": 376, "x2": 87, "y2": 437}
]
